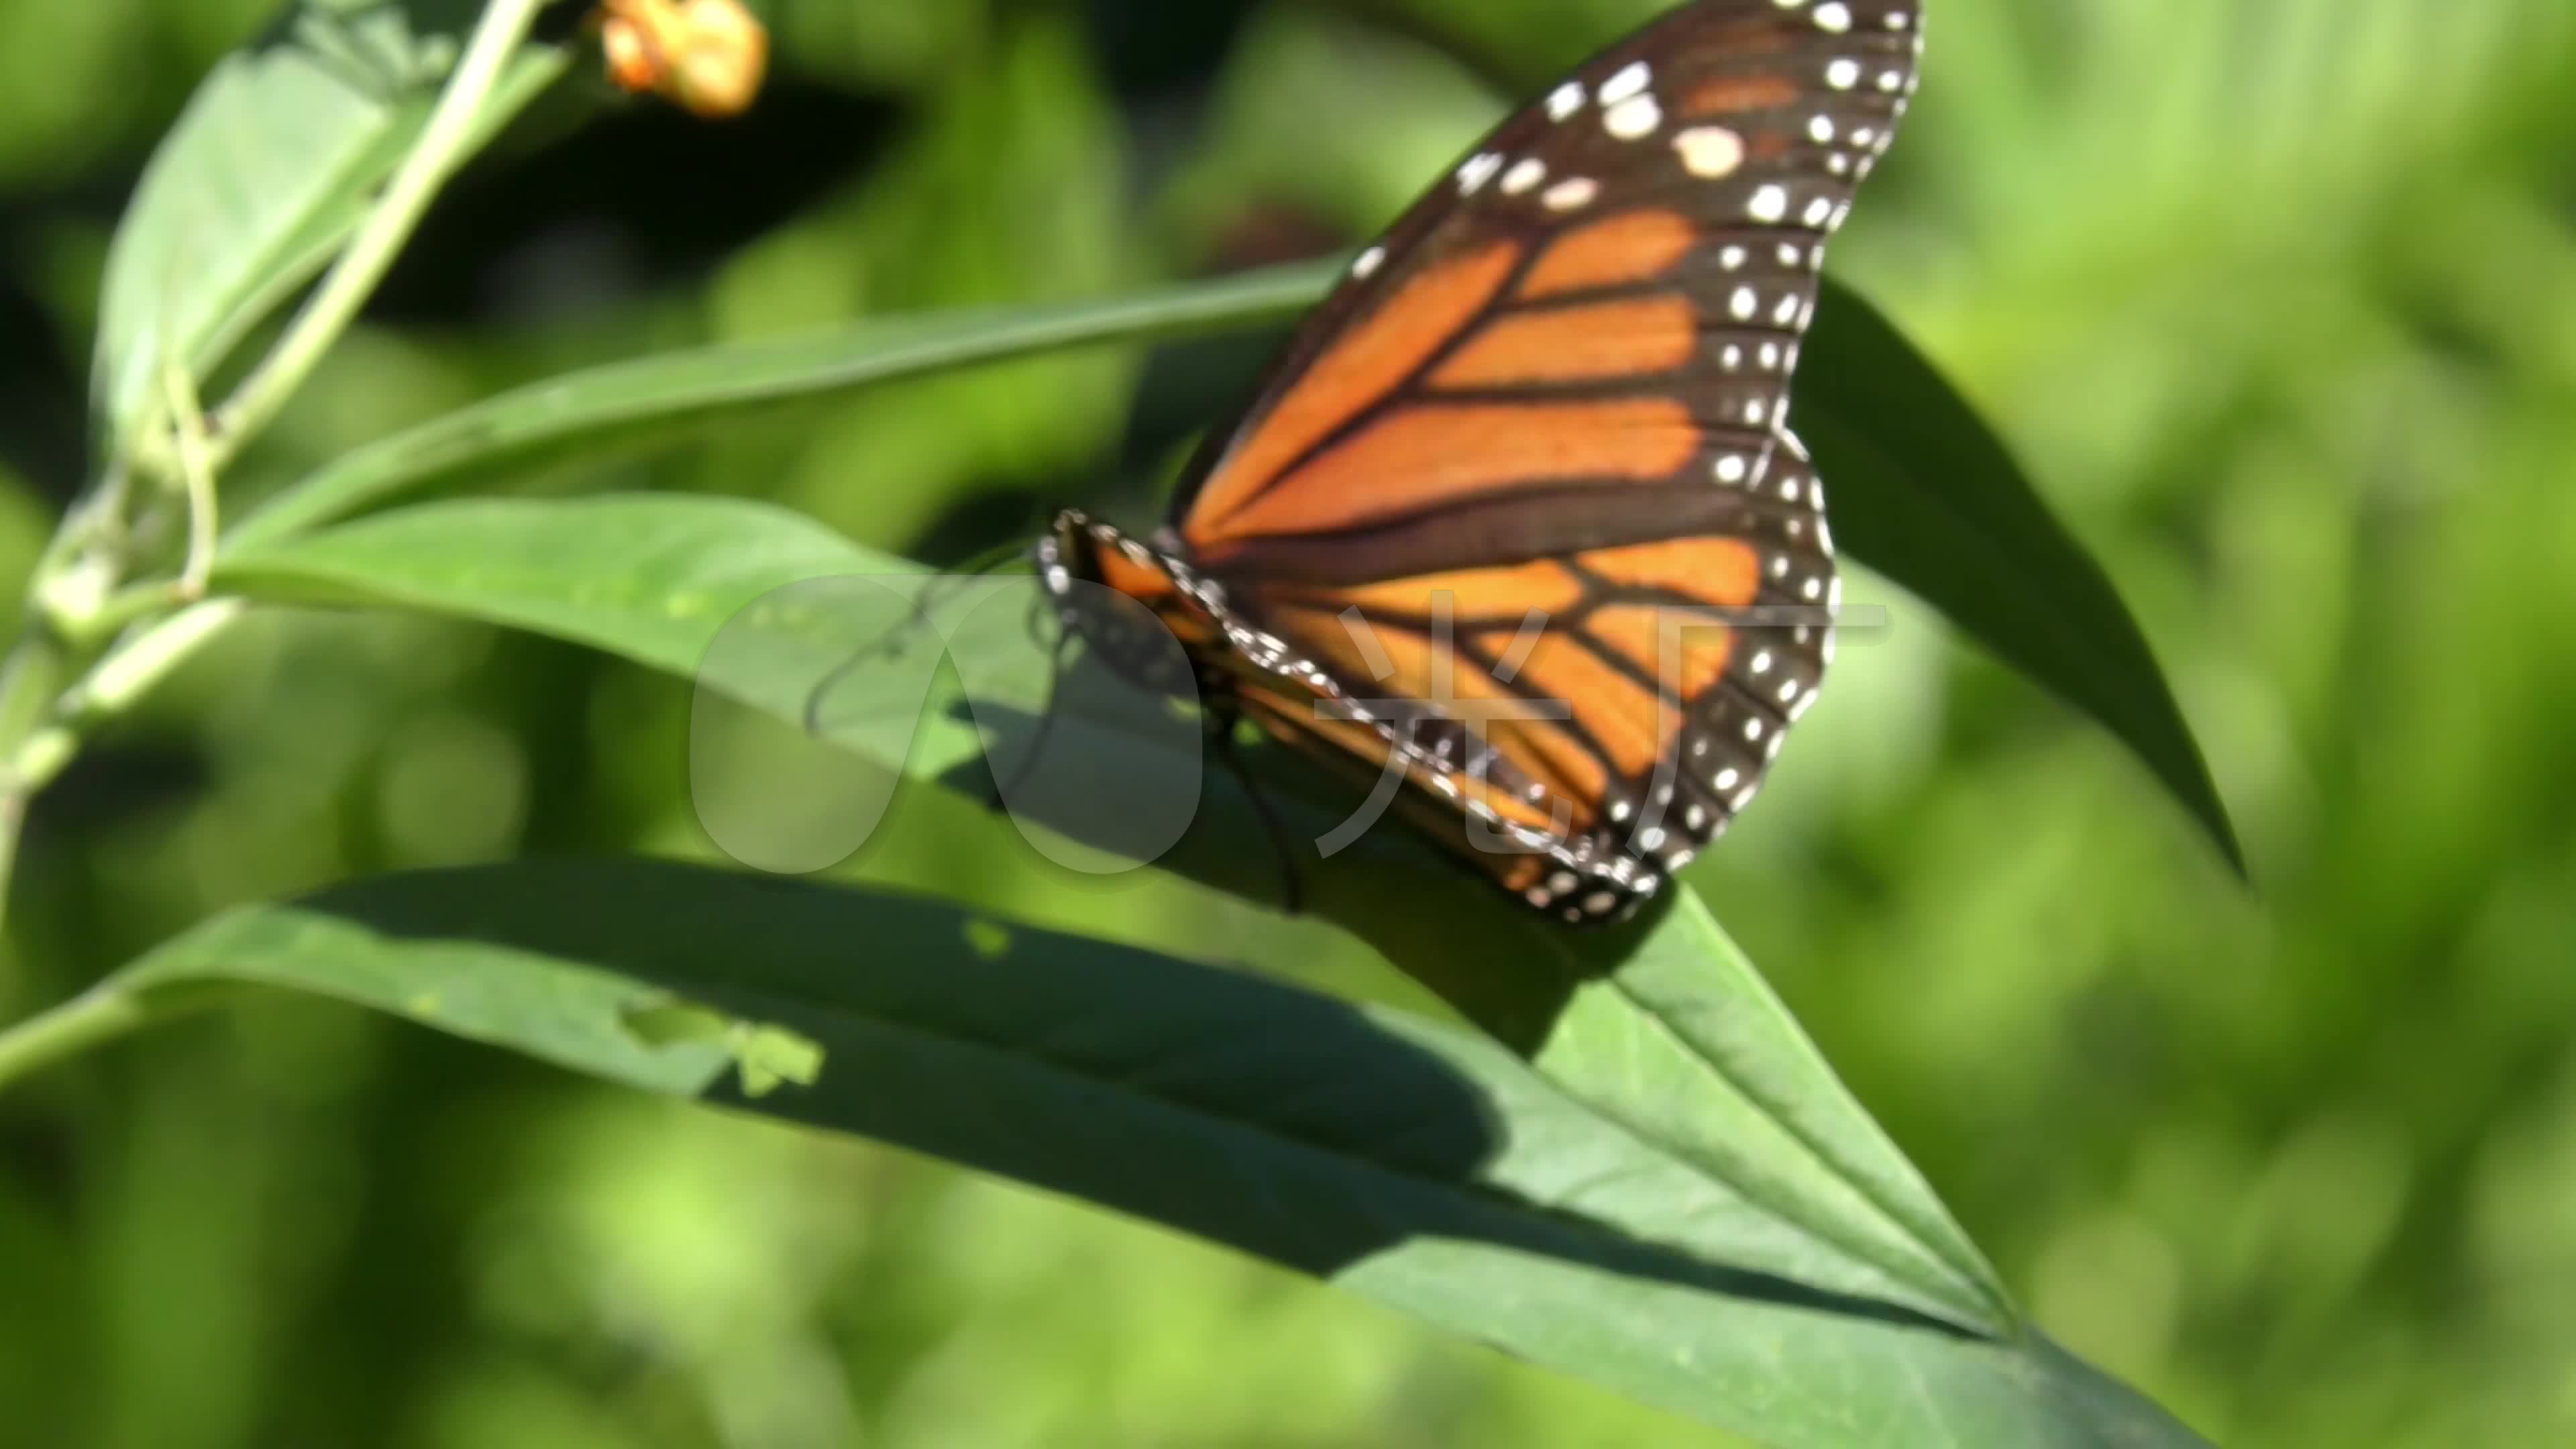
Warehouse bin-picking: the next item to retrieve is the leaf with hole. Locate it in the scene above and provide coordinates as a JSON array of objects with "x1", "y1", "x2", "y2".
[
  {"x1": 92, "y1": 858, "x2": 2211, "y2": 1449},
  {"x1": 205, "y1": 492, "x2": 2231, "y2": 1442}
]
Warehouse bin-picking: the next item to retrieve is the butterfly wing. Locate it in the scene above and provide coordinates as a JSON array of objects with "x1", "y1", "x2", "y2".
[
  {"x1": 1235, "y1": 443, "x2": 1838, "y2": 913},
  {"x1": 1165, "y1": 0, "x2": 1923, "y2": 920},
  {"x1": 1171, "y1": 0, "x2": 1921, "y2": 550}
]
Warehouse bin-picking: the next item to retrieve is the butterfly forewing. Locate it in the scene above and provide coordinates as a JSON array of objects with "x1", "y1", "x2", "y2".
[
  {"x1": 1173, "y1": 0, "x2": 1923, "y2": 547},
  {"x1": 1048, "y1": 0, "x2": 1925, "y2": 923}
]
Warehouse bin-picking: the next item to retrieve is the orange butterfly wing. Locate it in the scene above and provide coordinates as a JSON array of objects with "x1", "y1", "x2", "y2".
[{"x1": 1042, "y1": 0, "x2": 1923, "y2": 922}]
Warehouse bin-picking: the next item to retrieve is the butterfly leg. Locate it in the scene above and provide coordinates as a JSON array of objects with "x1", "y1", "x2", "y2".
[
  {"x1": 1204, "y1": 710, "x2": 1305, "y2": 917},
  {"x1": 985, "y1": 623, "x2": 1079, "y2": 812},
  {"x1": 1021, "y1": 590, "x2": 1055, "y2": 652}
]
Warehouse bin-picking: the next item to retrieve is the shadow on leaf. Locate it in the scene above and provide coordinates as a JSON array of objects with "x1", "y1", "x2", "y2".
[{"x1": 288, "y1": 859, "x2": 1976, "y2": 1342}]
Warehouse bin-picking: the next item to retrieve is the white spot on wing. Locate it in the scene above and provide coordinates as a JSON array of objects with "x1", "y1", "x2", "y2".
[
  {"x1": 1542, "y1": 176, "x2": 1599, "y2": 211},
  {"x1": 1599, "y1": 60, "x2": 1652, "y2": 105},
  {"x1": 1672, "y1": 125, "x2": 1744, "y2": 177},
  {"x1": 1604, "y1": 94, "x2": 1662, "y2": 140}
]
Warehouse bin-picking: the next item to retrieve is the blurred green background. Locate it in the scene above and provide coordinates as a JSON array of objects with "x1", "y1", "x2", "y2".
[{"x1": 4, "y1": 0, "x2": 2575, "y2": 1444}]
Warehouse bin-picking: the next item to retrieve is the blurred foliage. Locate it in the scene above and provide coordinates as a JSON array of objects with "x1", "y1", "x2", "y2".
[{"x1": 2, "y1": 0, "x2": 2573, "y2": 1446}]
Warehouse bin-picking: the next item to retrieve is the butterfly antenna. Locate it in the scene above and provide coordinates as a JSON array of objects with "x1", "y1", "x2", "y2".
[
  {"x1": 1208, "y1": 720, "x2": 1305, "y2": 916},
  {"x1": 801, "y1": 539, "x2": 1037, "y2": 738},
  {"x1": 1020, "y1": 588, "x2": 1056, "y2": 653}
]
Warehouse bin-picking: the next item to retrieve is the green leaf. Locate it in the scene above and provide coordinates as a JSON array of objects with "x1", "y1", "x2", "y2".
[
  {"x1": 205, "y1": 492, "x2": 2220, "y2": 1438},
  {"x1": 100, "y1": 857, "x2": 2212, "y2": 1448},
  {"x1": 217, "y1": 491, "x2": 2007, "y2": 1316},
  {"x1": 221, "y1": 259, "x2": 2237, "y2": 871},
  {"x1": 219, "y1": 494, "x2": 871, "y2": 678},
  {"x1": 618, "y1": 998, "x2": 826, "y2": 1098},
  {"x1": 91, "y1": 0, "x2": 569, "y2": 453},
  {"x1": 1799, "y1": 290, "x2": 2247, "y2": 874},
  {"x1": 223, "y1": 262, "x2": 1340, "y2": 551}
]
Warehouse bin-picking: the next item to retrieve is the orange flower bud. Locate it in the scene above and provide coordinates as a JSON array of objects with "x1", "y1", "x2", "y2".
[{"x1": 594, "y1": 0, "x2": 767, "y2": 119}]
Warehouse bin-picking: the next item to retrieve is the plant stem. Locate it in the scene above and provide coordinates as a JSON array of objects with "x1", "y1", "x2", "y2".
[
  {"x1": 33, "y1": 601, "x2": 250, "y2": 780},
  {"x1": 0, "y1": 0, "x2": 544, "y2": 951},
  {"x1": 0, "y1": 979, "x2": 239, "y2": 1091},
  {"x1": 162, "y1": 358, "x2": 219, "y2": 600},
  {"x1": 0, "y1": 600, "x2": 246, "y2": 941},
  {"x1": 204, "y1": 0, "x2": 547, "y2": 473},
  {"x1": 0, "y1": 627, "x2": 70, "y2": 938}
]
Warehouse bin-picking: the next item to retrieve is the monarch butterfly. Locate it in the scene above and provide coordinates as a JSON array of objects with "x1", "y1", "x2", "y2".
[{"x1": 1037, "y1": 0, "x2": 1923, "y2": 924}]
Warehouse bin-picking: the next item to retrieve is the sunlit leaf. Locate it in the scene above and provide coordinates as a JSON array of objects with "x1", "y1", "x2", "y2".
[
  {"x1": 225, "y1": 490, "x2": 2001, "y2": 1305},
  {"x1": 103, "y1": 858, "x2": 2209, "y2": 1448},
  {"x1": 223, "y1": 262, "x2": 1338, "y2": 550},
  {"x1": 1800, "y1": 291, "x2": 2245, "y2": 874},
  {"x1": 203, "y1": 491, "x2": 2215, "y2": 1438},
  {"x1": 91, "y1": 0, "x2": 569, "y2": 453}
]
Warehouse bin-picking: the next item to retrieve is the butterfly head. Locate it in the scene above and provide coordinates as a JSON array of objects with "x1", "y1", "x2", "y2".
[{"x1": 1036, "y1": 508, "x2": 1231, "y2": 700}]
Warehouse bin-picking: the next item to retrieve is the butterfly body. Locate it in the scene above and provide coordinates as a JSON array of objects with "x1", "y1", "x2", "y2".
[{"x1": 1037, "y1": 0, "x2": 1923, "y2": 923}]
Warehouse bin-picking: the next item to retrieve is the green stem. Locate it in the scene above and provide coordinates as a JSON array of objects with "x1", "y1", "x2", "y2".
[
  {"x1": 16, "y1": 597, "x2": 248, "y2": 784},
  {"x1": 0, "y1": 979, "x2": 240, "y2": 1091},
  {"x1": 0, "y1": 600, "x2": 244, "y2": 945},
  {"x1": 162, "y1": 358, "x2": 219, "y2": 599},
  {"x1": 0, "y1": 625, "x2": 71, "y2": 938},
  {"x1": 0, "y1": 0, "x2": 542, "y2": 953},
  {"x1": 67, "y1": 600, "x2": 247, "y2": 723},
  {"x1": 204, "y1": 0, "x2": 547, "y2": 472}
]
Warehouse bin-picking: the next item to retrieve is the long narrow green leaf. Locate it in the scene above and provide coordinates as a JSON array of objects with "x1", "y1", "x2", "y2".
[
  {"x1": 105, "y1": 858, "x2": 2210, "y2": 1448},
  {"x1": 196, "y1": 494, "x2": 2233, "y2": 1444},
  {"x1": 92, "y1": 0, "x2": 569, "y2": 453},
  {"x1": 219, "y1": 494, "x2": 2013, "y2": 1323},
  {"x1": 223, "y1": 262, "x2": 1342, "y2": 551},
  {"x1": 1796, "y1": 295, "x2": 2246, "y2": 875}
]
